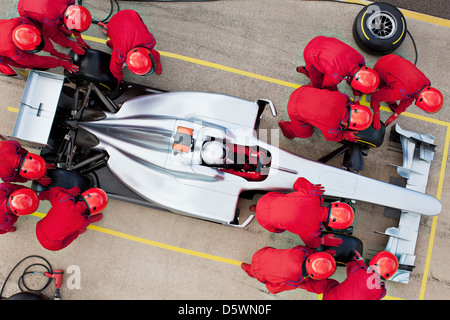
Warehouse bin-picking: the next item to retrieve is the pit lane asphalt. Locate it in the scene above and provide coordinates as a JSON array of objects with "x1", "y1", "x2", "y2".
[
  {"x1": 373, "y1": 0, "x2": 450, "y2": 20},
  {"x1": 0, "y1": 0, "x2": 449, "y2": 302}
]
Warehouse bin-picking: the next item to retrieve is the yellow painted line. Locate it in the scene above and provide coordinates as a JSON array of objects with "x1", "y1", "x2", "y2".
[
  {"x1": 419, "y1": 126, "x2": 450, "y2": 299},
  {"x1": 397, "y1": 111, "x2": 450, "y2": 127},
  {"x1": 383, "y1": 295, "x2": 405, "y2": 300},
  {"x1": 435, "y1": 128, "x2": 450, "y2": 202},
  {"x1": 341, "y1": 0, "x2": 370, "y2": 5},
  {"x1": 74, "y1": 34, "x2": 108, "y2": 44},
  {"x1": 76, "y1": 33, "x2": 301, "y2": 88},
  {"x1": 339, "y1": 0, "x2": 450, "y2": 28},
  {"x1": 89, "y1": 224, "x2": 243, "y2": 266},
  {"x1": 32, "y1": 212, "x2": 46, "y2": 219},
  {"x1": 7, "y1": 106, "x2": 19, "y2": 113},
  {"x1": 402, "y1": 9, "x2": 450, "y2": 28},
  {"x1": 160, "y1": 51, "x2": 300, "y2": 89},
  {"x1": 375, "y1": 105, "x2": 450, "y2": 127},
  {"x1": 30, "y1": 212, "x2": 242, "y2": 266},
  {"x1": 357, "y1": 103, "x2": 450, "y2": 128}
]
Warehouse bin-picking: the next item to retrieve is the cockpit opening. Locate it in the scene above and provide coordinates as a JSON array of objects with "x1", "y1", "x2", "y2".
[{"x1": 200, "y1": 138, "x2": 271, "y2": 181}]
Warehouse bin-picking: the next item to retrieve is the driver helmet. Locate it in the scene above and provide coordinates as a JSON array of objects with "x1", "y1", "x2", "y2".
[
  {"x1": 8, "y1": 188, "x2": 39, "y2": 216},
  {"x1": 12, "y1": 24, "x2": 44, "y2": 53},
  {"x1": 201, "y1": 141, "x2": 229, "y2": 165},
  {"x1": 415, "y1": 87, "x2": 444, "y2": 113},
  {"x1": 18, "y1": 153, "x2": 47, "y2": 180},
  {"x1": 126, "y1": 47, "x2": 153, "y2": 75},
  {"x1": 327, "y1": 202, "x2": 354, "y2": 229},
  {"x1": 64, "y1": 5, "x2": 92, "y2": 32},
  {"x1": 350, "y1": 66, "x2": 380, "y2": 94},
  {"x1": 80, "y1": 188, "x2": 108, "y2": 216},
  {"x1": 346, "y1": 102, "x2": 373, "y2": 131},
  {"x1": 369, "y1": 251, "x2": 399, "y2": 280},
  {"x1": 305, "y1": 252, "x2": 336, "y2": 280}
]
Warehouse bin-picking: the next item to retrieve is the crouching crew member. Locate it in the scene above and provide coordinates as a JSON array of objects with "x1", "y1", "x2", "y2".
[
  {"x1": 252, "y1": 177, "x2": 353, "y2": 248},
  {"x1": 18, "y1": 0, "x2": 91, "y2": 56},
  {"x1": 0, "y1": 183, "x2": 39, "y2": 234},
  {"x1": 299, "y1": 250, "x2": 398, "y2": 300},
  {"x1": 370, "y1": 54, "x2": 444, "y2": 129},
  {"x1": 297, "y1": 36, "x2": 379, "y2": 95},
  {"x1": 278, "y1": 86, "x2": 373, "y2": 142},
  {"x1": 0, "y1": 17, "x2": 79, "y2": 75},
  {"x1": 0, "y1": 140, "x2": 53, "y2": 186},
  {"x1": 241, "y1": 245, "x2": 336, "y2": 294},
  {"x1": 36, "y1": 187, "x2": 108, "y2": 251},
  {"x1": 99, "y1": 10, "x2": 162, "y2": 84}
]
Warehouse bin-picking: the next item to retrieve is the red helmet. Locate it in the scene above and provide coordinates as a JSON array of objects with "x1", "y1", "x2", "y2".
[
  {"x1": 327, "y1": 202, "x2": 354, "y2": 229},
  {"x1": 415, "y1": 87, "x2": 444, "y2": 113},
  {"x1": 369, "y1": 251, "x2": 399, "y2": 280},
  {"x1": 19, "y1": 153, "x2": 47, "y2": 180},
  {"x1": 305, "y1": 252, "x2": 336, "y2": 280},
  {"x1": 64, "y1": 5, "x2": 92, "y2": 32},
  {"x1": 126, "y1": 47, "x2": 153, "y2": 75},
  {"x1": 12, "y1": 24, "x2": 44, "y2": 53},
  {"x1": 350, "y1": 66, "x2": 380, "y2": 94},
  {"x1": 8, "y1": 188, "x2": 39, "y2": 216},
  {"x1": 347, "y1": 103, "x2": 373, "y2": 131},
  {"x1": 81, "y1": 188, "x2": 108, "y2": 216}
]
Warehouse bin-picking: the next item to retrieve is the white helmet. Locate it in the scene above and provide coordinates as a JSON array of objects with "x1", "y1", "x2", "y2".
[{"x1": 202, "y1": 141, "x2": 229, "y2": 165}]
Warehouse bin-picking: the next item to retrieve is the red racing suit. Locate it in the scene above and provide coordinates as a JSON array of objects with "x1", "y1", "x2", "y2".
[
  {"x1": 299, "y1": 259, "x2": 387, "y2": 300},
  {"x1": 256, "y1": 177, "x2": 328, "y2": 247},
  {"x1": 0, "y1": 17, "x2": 63, "y2": 73},
  {"x1": 241, "y1": 245, "x2": 316, "y2": 294},
  {"x1": 0, "y1": 140, "x2": 29, "y2": 183},
  {"x1": 17, "y1": 0, "x2": 81, "y2": 49},
  {"x1": 283, "y1": 85, "x2": 354, "y2": 142},
  {"x1": 370, "y1": 54, "x2": 431, "y2": 125},
  {"x1": 303, "y1": 36, "x2": 365, "y2": 93},
  {"x1": 36, "y1": 187, "x2": 91, "y2": 251},
  {"x1": 106, "y1": 10, "x2": 160, "y2": 83},
  {"x1": 0, "y1": 183, "x2": 31, "y2": 234}
]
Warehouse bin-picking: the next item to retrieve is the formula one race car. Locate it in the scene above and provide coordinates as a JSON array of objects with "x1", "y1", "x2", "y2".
[{"x1": 10, "y1": 49, "x2": 441, "y2": 228}]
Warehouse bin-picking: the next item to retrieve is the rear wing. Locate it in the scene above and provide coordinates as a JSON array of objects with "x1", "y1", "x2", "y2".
[{"x1": 12, "y1": 71, "x2": 65, "y2": 148}]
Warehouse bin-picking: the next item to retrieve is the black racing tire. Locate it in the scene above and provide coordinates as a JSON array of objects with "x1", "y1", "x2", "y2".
[
  {"x1": 64, "y1": 49, "x2": 118, "y2": 91},
  {"x1": 317, "y1": 231, "x2": 364, "y2": 266},
  {"x1": 352, "y1": 2, "x2": 407, "y2": 55}
]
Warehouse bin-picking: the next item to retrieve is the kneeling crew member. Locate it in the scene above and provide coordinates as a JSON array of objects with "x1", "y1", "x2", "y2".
[
  {"x1": 370, "y1": 54, "x2": 444, "y2": 129},
  {"x1": 253, "y1": 177, "x2": 353, "y2": 248},
  {"x1": 36, "y1": 187, "x2": 108, "y2": 251},
  {"x1": 278, "y1": 86, "x2": 373, "y2": 142},
  {"x1": 0, "y1": 140, "x2": 52, "y2": 186},
  {"x1": 0, "y1": 17, "x2": 79, "y2": 75},
  {"x1": 99, "y1": 10, "x2": 162, "y2": 84},
  {"x1": 0, "y1": 183, "x2": 39, "y2": 234},
  {"x1": 241, "y1": 245, "x2": 336, "y2": 294},
  {"x1": 297, "y1": 36, "x2": 379, "y2": 95}
]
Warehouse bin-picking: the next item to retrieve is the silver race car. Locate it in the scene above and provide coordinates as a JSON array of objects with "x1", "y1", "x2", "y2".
[{"x1": 10, "y1": 50, "x2": 441, "y2": 229}]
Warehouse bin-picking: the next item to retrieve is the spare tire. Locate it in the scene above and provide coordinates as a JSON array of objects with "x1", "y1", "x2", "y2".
[{"x1": 352, "y1": 2, "x2": 407, "y2": 55}]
